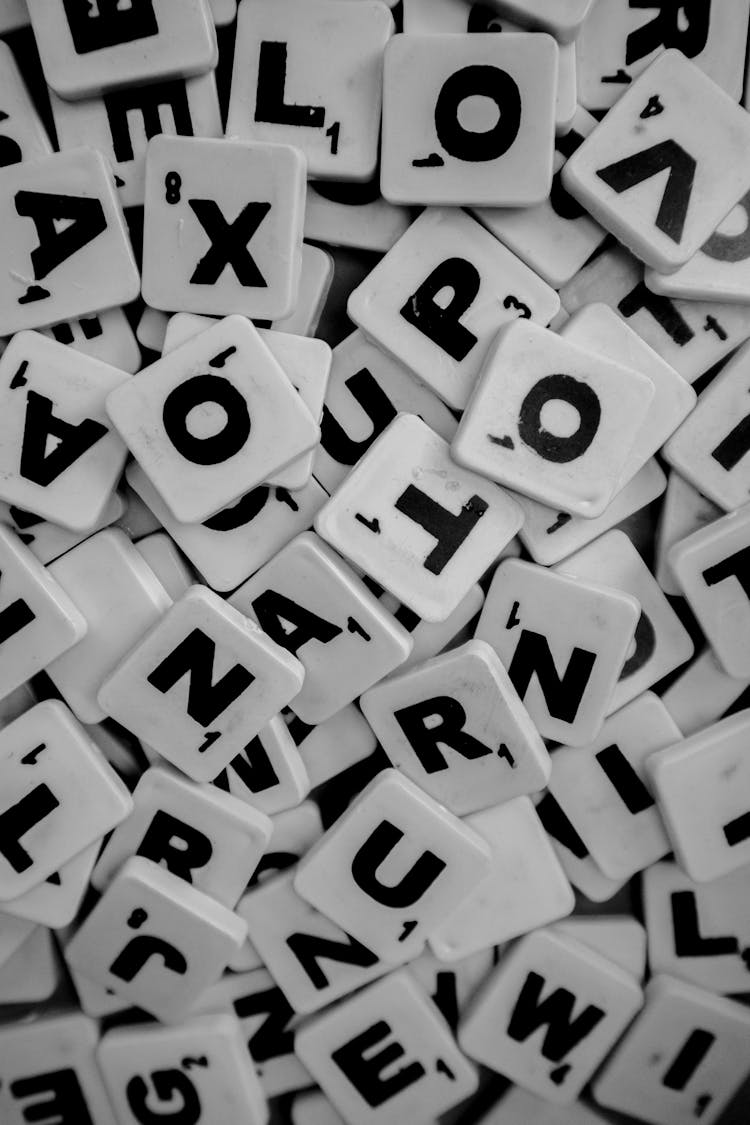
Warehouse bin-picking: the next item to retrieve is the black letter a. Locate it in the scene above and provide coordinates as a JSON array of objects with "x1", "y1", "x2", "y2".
[{"x1": 19, "y1": 391, "x2": 108, "y2": 487}]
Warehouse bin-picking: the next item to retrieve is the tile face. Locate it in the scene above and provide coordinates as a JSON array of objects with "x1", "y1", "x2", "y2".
[
  {"x1": 142, "y1": 137, "x2": 306, "y2": 321},
  {"x1": 27, "y1": 0, "x2": 217, "y2": 100},
  {"x1": 593, "y1": 975, "x2": 750, "y2": 1125},
  {"x1": 381, "y1": 33, "x2": 557, "y2": 207},
  {"x1": 564, "y1": 51, "x2": 750, "y2": 273},
  {"x1": 408, "y1": 947, "x2": 495, "y2": 1030},
  {"x1": 290, "y1": 704, "x2": 377, "y2": 791},
  {"x1": 0, "y1": 924, "x2": 59, "y2": 1003},
  {"x1": 248, "y1": 799, "x2": 323, "y2": 887},
  {"x1": 0, "y1": 40, "x2": 51, "y2": 166},
  {"x1": 488, "y1": 0, "x2": 594, "y2": 42},
  {"x1": 360, "y1": 640, "x2": 549, "y2": 816},
  {"x1": 453, "y1": 322, "x2": 654, "y2": 518},
  {"x1": 295, "y1": 970, "x2": 478, "y2": 1125},
  {"x1": 98, "y1": 1014, "x2": 267, "y2": 1125},
  {"x1": 555, "y1": 916, "x2": 647, "y2": 982},
  {"x1": 0, "y1": 492, "x2": 125, "y2": 568},
  {"x1": 211, "y1": 714, "x2": 311, "y2": 816},
  {"x1": 0, "y1": 1, "x2": 29, "y2": 33},
  {"x1": 40, "y1": 307, "x2": 140, "y2": 374},
  {"x1": 304, "y1": 179, "x2": 411, "y2": 253},
  {"x1": 0, "y1": 332, "x2": 129, "y2": 532},
  {"x1": 656, "y1": 473, "x2": 722, "y2": 597},
  {"x1": 476, "y1": 559, "x2": 640, "y2": 746},
  {"x1": 230, "y1": 532, "x2": 412, "y2": 723},
  {"x1": 661, "y1": 648, "x2": 750, "y2": 739},
  {"x1": 294, "y1": 769, "x2": 492, "y2": 963},
  {"x1": 2, "y1": 839, "x2": 98, "y2": 927},
  {"x1": 460, "y1": 928, "x2": 643, "y2": 1103},
  {"x1": 0, "y1": 910, "x2": 35, "y2": 969},
  {"x1": 271, "y1": 243, "x2": 333, "y2": 340},
  {"x1": 547, "y1": 692, "x2": 676, "y2": 881},
  {"x1": 644, "y1": 861, "x2": 750, "y2": 996},
  {"x1": 0, "y1": 699, "x2": 131, "y2": 899},
  {"x1": 0, "y1": 148, "x2": 139, "y2": 336},
  {"x1": 66, "y1": 855, "x2": 246, "y2": 1022},
  {"x1": 669, "y1": 504, "x2": 750, "y2": 678},
  {"x1": 107, "y1": 316, "x2": 320, "y2": 524},
  {"x1": 99, "y1": 586, "x2": 303, "y2": 782},
  {"x1": 135, "y1": 532, "x2": 194, "y2": 602},
  {"x1": 347, "y1": 207, "x2": 559, "y2": 411},
  {"x1": 648, "y1": 711, "x2": 750, "y2": 883},
  {"x1": 93, "y1": 764, "x2": 272, "y2": 906},
  {"x1": 316, "y1": 415, "x2": 523, "y2": 623},
  {"x1": 478, "y1": 1086, "x2": 610, "y2": 1125},
  {"x1": 46, "y1": 529, "x2": 172, "y2": 724},
  {"x1": 228, "y1": 0, "x2": 394, "y2": 181},
  {"x1": 535, "y1": 791, "x2": 630, "y2": 904}
]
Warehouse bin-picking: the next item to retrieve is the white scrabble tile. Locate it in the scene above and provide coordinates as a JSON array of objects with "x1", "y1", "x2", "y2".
[
  {"x1": 296, "y1": 970, "x2": 478, "y2": 1125},
  {"x1": 0, "y1": 680, "x2": 35, "y2": 729},
  {"x1": 517, "y1": 457, "x2": 667, "y2": 567},
  {"x1": 0, "y1": 909, "x2": 35, "y2": 968},
  {"x1": 271, "y1": 243, "x2": 333, "y2": 340},
  {"x1": 648, "y1": 710, "x2": 750, "y2": 883},
  {"x1": 476, "y1": 558, "x2": 640, "y2": 746},
  {"x1": 0, "y1": 1013, "x2": 117, "y2": 1125},
  {"x1": 290, "y1": 1091, "x2": 346, "y2": 1125},
  {"x1": 0, "y1": 924, "x2": 59, "y2": 1003},
  {"x1": 361, "y1": 640, "x2": 549, "y2": 816},
  {"x1": 304, "y1": 179, "x2": 411, "y2": 254},
  {"x1": 211, "y1": 714, "x2": 311, "y2": 816},
  {"x1": 46, "y1": 528, "x2": 172, "y2": 724},
  {"x1": 0, "y1": 40, "x2": 51, "y2": 166},
  {"x1": 93, "y1": 764, "x2": 272, "y2": 906},
  {"x1": 593, "y1": 975, "x2": 750, "y2": 1125},
  {"x1": 644, "y1": 861, "x2": 750, "y2": 996},
  {"x1": 142, "y1": 137, "x2": 306, "y2": 321},
  {"x1": 40, "y1": 307, "x2": 140, "y2": 373},
  {"x1": 391, "y1": 583, "x2": 486, "y2": 671},
  {"x1": 0, "y1": 699, "x2": 131, "y2": 899},
  {"x1": 564, "y1": 52, "x2": 750, "y2": 274},
  {"x1": 2, "y1": 839, "x2": 98, "y2": 926},
  {"x1": 656, "y1": 475, "x2": 722, "y2": 597},
  {"x1": 669, "y1": 504, "x2": 750, "y2": 678},
  {"x1": 230, "y1": 532, "x2": 412, "y2": 723},
  {"x1": 454, "y1": 321, "x2": 654, "y2": 518},
  {"x1": 228, "y1": 0, "x2": 394, "y2": 182},
  {"x1": 381, "y1": 33, "x2": 557, "y2": 207},
  {"x1": 460, "y1": 927, "x2": 643, "y2": 1103},
  {"x1": 547, "y1": 692, "x2": 676, "y2": 880},
  {"x1": 117, "y1": 479, "x2": 164, "y2": 540},
  {"x1": 577, "y1": 0, "x2": 750, "y2": 111},
  {"x1": 0, "y1": 1, "x2": 28, "y2": 33},
  {"x1": 135, "y1": 532, "x2": 193, "y2": 602},
  {"x1": 291, "y1": 704, "x2": 377, "y2": 791},
  {"x1": 99, "y1": 585, "x2": 304, "y2": 782},
  {"x1": 27, "y1": 0, "x2": 217, "y2": 100},
  {"x1": 294, "y1": 769, "x2": 492, "y2": 963},
  {"x1": 555, "y1": 916, "x2": 647, "y2": 982},
  {"x1": 535, "y1": 790, "x2": 630, "y2": 904},
  {"x1": 209, "y1": 0, "x2": 235, "y2": 22},
  {"x1": 661, "y1": 648, "x2": 750, "y2": 739},
  {"x1": 556, "y1": 532, "x2": 694, "y2": 712},
  {"x1": 408, "y1": 946, "x2": 495, "y2": 1030},
  {"x1": 0, "y1": 491, "x2": 125, "y2": 568},
  {"x1": 66, "y1": 855, "x2": 246, "y2": 1022},
  {"x1": 0, "y1": 148, "x2": 139, "y2": 337},
  {"x1": 560, "y1": 246, "x2": 750, "y2": 385},
  {"x1": 316, "y1": 415, "x2": 523, "y2": 623},
  {"x1": 250, "y1": 799, "x2": 323, "y2": 887},
  {"x1": 477, "y1": 1086, "x2": 610, "y2": 1125},
  {"x1": 98, "y1": 1013, "x2": 267, "y2": 1125},
  {"x1": 666, "y1": 341, "x2": 750, "y2": 514},
  {"x1": 489, "y1": 0, "x2": 595, "y2": 42},
  {"x1": 0, "y1": 523, "x2": 86, "y2": 701},
  {"x1": 136, "y1": 306, "x2": 169, "y2": 355},
  {"x1": 0, "y1": 331, "x2": 129, "y2": 532}
]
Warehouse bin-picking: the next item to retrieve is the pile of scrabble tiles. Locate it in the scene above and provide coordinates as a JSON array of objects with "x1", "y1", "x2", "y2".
[{"x1": 2, "y1": 0, "x2": 750, "y2": 1122}]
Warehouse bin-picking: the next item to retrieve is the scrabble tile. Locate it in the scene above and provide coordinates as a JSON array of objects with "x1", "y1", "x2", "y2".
[
  {"x1": 360, "y1": 640, "x2": 550, "y2": 816},
  {"x1": 0, "y1": 698, "x2": 131, "y2": 899},
  {"x1": 0, "y1": 491, "x2": 125, "y2": 567},
  {"x1": 535, "y1": 791, "x2": 630, "y2": 904},
  {"x1": 0, "y1": 148, "x2": 139, "y2": 337},
  {"x1": 348, "y1": 207, "x2": 560, "y2": 411},
  {"x1": 560, "y1": 246, "x2": 750, "y2": 385},
  {"x1": 66, "y1": 855, "x2": 246, "y2": 1022},
  {"x1": 228, "y1": 0, "x2": 394, "y2": 182},
  {"x1": 555, "y1": 916, "x2": 647, "y2": 981},
  {"x1": 296, "y1": 970, "x2": 478, "y2": 1125},
  {"x1": 27, "y1": 0, "x2": 218, "y2": 100},
  {"x1": 230, "y1": 532, "x2": 412, "y2": 723},
  {"x1": 388, "y1": 583, "x2": 486, "y2": 671},
  {"x1": 290, "y1": 1091, "x2": 346, "y2": 1125},
  {"x1": 564, "y1": 52, "x2": 750, "y2": 274},
  {"x1": 271, "y1": 243, "x2": 334, "y2": 340},
  {"x1": 546, "y1": 692, "x2": 676, "y2": 880},
  {"x1": 0, "y1": 924, "x2": 59, "y2": 1003},
  {"x1": 209, "y1": 0, "x2": 236, "y2": 23},
  {"x1": 2, "y1": 839, "x2": 98, "y2": 926},
  {"x1": 40, "y1": 307, "x2": 140, "y2": 373},
  {"x1": 136, "y1": 307, "x2": 169, "y2": 355},
  {"x1": 477, "y1": 1086, "x2": 610, "y2": 1125},
  {"x1": 46, "y1": 528, "x2": 172, "y2": 724},
  {"x1": 212, "y1": 714, "x2": 311, "y2": 816},
  {"x1": 93, "y1": 764, "x2": 272, "y2": 906},
  {"x1": 0, "y1": 523, "x2": 86, "y2": 701},
  {"x1": 291, "y1": 704, "x2": 377, "y2": 791},
  {"x1": 316, "y1": 415, "x2": 523, "y2": 623},
  {"x1": 0, "y1": 331, "x2": 129, "y2": 532},
  {"x1": 577, "y1": 0, "x2": 750, "y2": 111},
  {"x1": 474, "y1": 107, "x2": 607, "y2": 289},
  {"x1": 516, "y1": 458, "x2": 667, "y2": 567},
  {"x1": 669, "y1": 504, "x2": 750, "y2": 678},
  {"x1": 408, "y1": 947, "x2": 495, "y2": 1029},
  {"x1": 304, "y1": 179, "x2": 411, "y2": 254},
  {"x1": 0, "y1": 40, "x2": 51, "y2": 167},
  {"x1": 476, "y1": 558, "x2": 640, "y2": 745},
  {"x1": 647, "y1": 710, "x2": 750, "y2": 882},
  {"x1": 453, "y1": 321, "x2": 654, "y2": 518},
  {"x1": 656, "y1": 475, "x2": 722, "y2": 597},
  {"x1": 593, "y1": 975, "x2": 750, "y2": 1125},
  {"x1": 428, "y1": 797, "x2": 574, "y2": 961},
  {"x1": 98, "y1": 585, "x2": 304, "y2": 782},
  {"x1": 644, "y1": 861, "x2": 750, "y2": 996},
  {"x1": 142, "y1": 137, "x2": 306, "y2": 321},
  {"x1": 560, "y1": 303, "x2": 696, "y2": 492},
  {"x1": 460, "y1": 928, "x2": 643, "y2": 1103},
  {"x1": 294, "y1": 769, "x2": 492, "y2": 963},
  {"x1": 556, "y1": 531, "x2": 694, "y2": 712},
  {"x1": 0, "y1": 909, "x2": 35, "y2": 968},
  {"x1": 661, "y1": 648, "x2": 750, "y2": 739},
  {"x1": 98, "y1": 1013, "x2": 267, "y2": 1125},
  {"x1": 381, "y1": 33, "x2": 557, "y2": 207},
  {"x1": 665, "y1": 341, "x2": 750, "y2": 514},
  {"x1": 0, "y1": 682, "x2": 35, "y2": 730},
  {"x1": 249, "y1": 799, "x2": 323, "y2": 887},
  {"x1": 135, "y1": 532, "x2": 193, "y2": 602},
  {"x1": 0, "y1": 1, "x2": 28, "y2": 33},
  {"x1": 0, "y1": 1013, "x2": 117, "y2": 1125},
  {"x1": 488, "y1": 0, "x2": 595, "y2": 42}
]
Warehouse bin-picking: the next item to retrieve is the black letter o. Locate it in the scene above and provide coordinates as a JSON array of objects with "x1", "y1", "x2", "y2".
[
  {"x1": 435, "y1": 65, "x2": 521, "y2": 162},
  {"x1": 163, "y1": 375, "x2": 251, "y2": 466},
  {"x1": 518, "y1": 374, "x2": 601, "y2": 464}
]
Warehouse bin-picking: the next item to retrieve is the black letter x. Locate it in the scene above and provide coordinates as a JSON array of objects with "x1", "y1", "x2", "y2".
[{"x1": 188, "y1": 198, "x2": 271, "y2": 287}]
